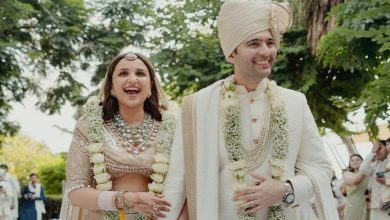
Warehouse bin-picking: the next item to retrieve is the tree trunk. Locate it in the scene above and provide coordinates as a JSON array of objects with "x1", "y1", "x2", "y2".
[
  {"x1": 304, "y1": 0, "x2": 344, "y2": 54},
  {"x1": 340, "y1": 135, "x2": 357, "y2": 155}
]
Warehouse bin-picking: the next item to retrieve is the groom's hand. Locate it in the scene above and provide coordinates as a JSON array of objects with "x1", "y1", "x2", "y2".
[{"x1": 232, "y1": 172, "x2": 286, "y2": 213}]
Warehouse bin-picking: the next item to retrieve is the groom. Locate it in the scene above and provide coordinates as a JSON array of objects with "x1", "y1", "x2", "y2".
[{"x1": 163, "y1": 0, "x2": 339, "y2": 219}]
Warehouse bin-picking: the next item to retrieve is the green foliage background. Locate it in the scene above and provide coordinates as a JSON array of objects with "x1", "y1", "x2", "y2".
[{"x1": 0, "y1": 0, "x2": 389, "y2": 141}]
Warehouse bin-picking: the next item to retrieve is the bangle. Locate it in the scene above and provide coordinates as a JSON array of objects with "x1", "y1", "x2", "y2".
[
  {"x1": 97, "y1": 191, "x2": 117, "y2": 211},
  {"x1": 115, "y1": 190, "x2": 127, "y2": 210}
]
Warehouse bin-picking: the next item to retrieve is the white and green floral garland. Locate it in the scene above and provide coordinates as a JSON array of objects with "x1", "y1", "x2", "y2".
[
  {"x1": 84, "y1": 96, "x2": 177, "y2": 205},
  {"x1": 220, "y1": 77, "x2": 289, "y2": 220}
]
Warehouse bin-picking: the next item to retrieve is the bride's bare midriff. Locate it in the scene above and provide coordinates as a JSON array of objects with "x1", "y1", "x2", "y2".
[{"x1": 112, "y1": 173, "x2": 150, "y2": 192}]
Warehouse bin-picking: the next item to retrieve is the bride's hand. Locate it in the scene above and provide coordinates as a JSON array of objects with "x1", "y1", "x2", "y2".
[{"x1": 124, "y1": 192, "x2": 171, "y2": 218}]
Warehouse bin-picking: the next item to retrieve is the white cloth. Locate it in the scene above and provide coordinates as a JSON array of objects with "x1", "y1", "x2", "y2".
[
  {"x1": 217, "y1": 0, "x2": 292, "y2": 59},
  {"x1": 28, "y1": 183, "x2": 46, "y2": 219},
  {"x1": 157, "y1": 114, "x2": 187, "y2": 218},
  {"x1": 163, "y1": 78, "x2": 339, "y2": 220},
  {"x1": 370, "y1": 208, "x2": 389, "y2": 220},
  {"x1": 3, "y1": 174, "x2": 19, "y2": 219},
  {"x1": 360, "y1": 153, "x2": 390, "y2": 209},
  {"x1": 0, "y1": 180, "x2": 13, "y2": 219}
]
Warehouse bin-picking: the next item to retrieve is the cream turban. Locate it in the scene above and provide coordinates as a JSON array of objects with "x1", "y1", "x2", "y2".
[{"x1": 217, "y1": 0, "x2": 293, "y2": 60}]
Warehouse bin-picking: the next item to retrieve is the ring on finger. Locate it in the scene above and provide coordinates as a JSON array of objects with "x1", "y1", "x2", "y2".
[{"x1": 152, "y1": 204, "x2": 159, "y2": 213}]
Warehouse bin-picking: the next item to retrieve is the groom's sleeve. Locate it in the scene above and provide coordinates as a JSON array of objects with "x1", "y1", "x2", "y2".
[
  {"x1": 288, "y1": 96, "x2": 334, "y2": 205},
  {"x1": 160, "y1": 115, "x2": 186, "y2": 219}
]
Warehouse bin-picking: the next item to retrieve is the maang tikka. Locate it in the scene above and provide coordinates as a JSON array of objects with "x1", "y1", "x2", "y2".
[{"x1": 125, "y1": 53, "x2": 137, "y2": 61}]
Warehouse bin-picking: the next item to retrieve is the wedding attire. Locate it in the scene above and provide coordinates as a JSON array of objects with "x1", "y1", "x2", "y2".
[
  {"x1": 163, "y1": 78, "x2": 339, "y2": 220},
  {"x1": 360, "y1": 153, "x2": 390, "y2": 220},
  {"x1": 0, "y1": 180, "x2": 13, "y2": 220},
  {"x1": 19, "y1": 183, "x2": 46, "y2": 220}
]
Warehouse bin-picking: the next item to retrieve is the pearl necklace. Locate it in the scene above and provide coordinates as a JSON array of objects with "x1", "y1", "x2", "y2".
[{"x1": 244, "y1": 94, "x2": 272, "y2": 171}]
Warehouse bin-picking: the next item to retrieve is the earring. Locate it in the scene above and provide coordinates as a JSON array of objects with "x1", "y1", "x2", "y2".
[{"x1": 110, "y1": 90, "x2": 116, "y2": 97}]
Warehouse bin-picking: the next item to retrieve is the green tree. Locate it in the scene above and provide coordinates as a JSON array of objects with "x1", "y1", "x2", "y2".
[
  {"x1": 316, "y1": 0, "x2": 390, "y2": 137},
  {"x1": 149, "y1": 0, "x2": 354, "y2": 135},
  {"x1": 0, "y1": 135, "x2": 64, "y2": 186},
  {"x1": 1, "y1": 0, "x2": 154, "y2": 137},
  {"x1": 39, "y1": 160, "x2": 66, "y2": 195}
]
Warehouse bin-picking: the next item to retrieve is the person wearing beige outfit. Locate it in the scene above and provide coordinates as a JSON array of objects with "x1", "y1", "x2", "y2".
[{"x1": 162, "y1": 0, "x2": 339, "y2": 219}]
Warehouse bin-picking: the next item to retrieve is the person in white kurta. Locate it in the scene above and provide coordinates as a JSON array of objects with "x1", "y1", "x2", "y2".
[
  {"x1": 360, "y1": 141, "x2": 390, "y2": 220},
  {"x1": 0, "y1": 177, "x2": 13, "y2": 220},
  {"x1": 161, "y1": 0, "x2": 339, "y2": 220},
  {"x1": 0, "y1": 164, "x2": 20, "y2": 220}
]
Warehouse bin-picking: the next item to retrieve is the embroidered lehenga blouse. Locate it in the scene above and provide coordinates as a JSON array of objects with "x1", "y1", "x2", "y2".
[{"x1": 63, "y1": 117, "x2": 157, "y2": 219}]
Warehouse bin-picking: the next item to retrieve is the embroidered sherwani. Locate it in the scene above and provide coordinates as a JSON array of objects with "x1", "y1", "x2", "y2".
[{"x1": 162, "y1": 78, "x2": 339, "y2": 220}]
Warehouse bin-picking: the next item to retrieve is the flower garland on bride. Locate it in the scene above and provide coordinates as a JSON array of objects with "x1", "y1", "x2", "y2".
[
  {"x1": 220, "y1": 76, "x2": 289, "y2": 220},
  {"x1": 84, "y1": 96, "x2": 177, "y2": 219}
]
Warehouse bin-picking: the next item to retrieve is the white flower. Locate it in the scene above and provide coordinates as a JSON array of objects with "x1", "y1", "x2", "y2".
[
  {"x1": 86, "y1": 143, "x2": 103, "y2": 153},
  {"x1": 225, "y1": 91, "x2": 238, "y2": 99},
  {"x1": 86, "y1": 96, "x2": 100, "y2": 106},
  {"x1": 148, "y1": 182, "x2": 164, "y2": 194},
  {"x1": 233, "y1": 169, "x2": 247, "y2": 180},
  {"x1": 222, "y1": 99, "x2": 239, "y2": 109},
  {"x1": 93, "y1": 163, "x2": 106, "y2": 174},
  {"x1": 90, "y1": 153, "x2": 105, "y2": 163},
  {"x1": 94, "y1": 172, "x2": 111, "y2": 184},
  {"x1": 271, "y1": 167, "x2": 284, "y2": 179},
  {"x1": 269, "y1": 158, "x2": 285, "y2": 169},
  {"x1": 153, "y1": 153, "x2": 170, "y2": 164},
  {"x1": 150, "y1": 173, "x2": 164, "y2": 183},
  {"x1": 96, "y1": 181, "x2": 112, "y2": 191},
  {"x1": 166, "y1": 101, "x2": 180, "y2": 114},
  {"x1": 152, "y1": 163, "x2": 169, "y2": 174},
  {"x1": 229, "y1": 160, "x2": 247, "y2": 171}
]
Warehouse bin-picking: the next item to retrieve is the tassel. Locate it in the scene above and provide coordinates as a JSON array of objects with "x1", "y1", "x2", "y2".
[{"x1": 118, "y1": 210, "x2": 125, "y2": 220}]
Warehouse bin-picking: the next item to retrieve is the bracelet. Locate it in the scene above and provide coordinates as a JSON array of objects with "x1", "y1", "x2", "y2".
[
  {"x1": 97, "y1": 191, "x2": 117, "y2": 211},
  {"x1": 115, "y1": 190, "x2": 127, "y2": 211}
]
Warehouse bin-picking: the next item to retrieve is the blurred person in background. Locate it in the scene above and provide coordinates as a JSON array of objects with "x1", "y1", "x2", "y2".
[
  {"x1": 360, "y1": 140, "x2": 389, "y2": 220},
  {"x1": 19, "y1": 173, "x2": 46, "y2": 220},
  {"x1": 379, "y1": 137, "x2": 390, "y2": 215},
  {"x1": 0, "y1": 164, "x2": 20, "y2": 220},
  {"x1": 0, "y1": 174, "x2": 13, "y2": 220},
  {"x1": 342, "y1": 154, "x2": 369, "y2": 220}
]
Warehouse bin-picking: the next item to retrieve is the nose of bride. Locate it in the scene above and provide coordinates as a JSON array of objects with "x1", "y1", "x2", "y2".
[{"x1": 127, "y1": 73, "x2": 138, "y2": 83}]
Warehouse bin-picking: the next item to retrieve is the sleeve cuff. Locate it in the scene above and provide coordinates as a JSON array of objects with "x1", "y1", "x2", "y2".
[{"x1": 287, "y1": 175, "x2": 314, "y2": 205}]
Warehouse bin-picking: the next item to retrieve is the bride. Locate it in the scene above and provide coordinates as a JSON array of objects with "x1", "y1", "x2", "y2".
[{"x1": 60, "y1": 52, "x2": 179, "y2": 219}]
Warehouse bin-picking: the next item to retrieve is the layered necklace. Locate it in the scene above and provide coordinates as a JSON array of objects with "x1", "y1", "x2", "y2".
[
  {"x1": 220, "y1": 76, "x2": 289, "y2": 220},
  {"x1": 244, "y1": 94, "x2": 272, "y2": 171},
  {"x1": 108, "y1": 113, "x2": 159, "y2": 155}
]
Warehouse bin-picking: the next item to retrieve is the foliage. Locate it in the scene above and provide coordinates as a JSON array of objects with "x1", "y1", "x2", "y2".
[
  {"x1": 43, "y1": 195, "x2": 63, "y2": 220},
  {"x1": 149, "y1": 0, "x2": 359, "y2": 135},
  {"x1": 0, "y1": 135, "x2": 65, "y2": 186},
  {"x1": 316, "y1": 0, "x2": 390, "y2": 137},
  {"x1": 150, "y1": 0, "x2": 225, "y2": 100},
  {"x1": 38, "y1": 160, "x2": 66, "y2": 195},
  {"x1": 0, "y1": 0, "x2": 154, "y2": 137}
]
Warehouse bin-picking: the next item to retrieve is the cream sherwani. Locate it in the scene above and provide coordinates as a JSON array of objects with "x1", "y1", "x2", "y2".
[{"x1": 162, "y1": 78, "x2": 339, "y2": 220}]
